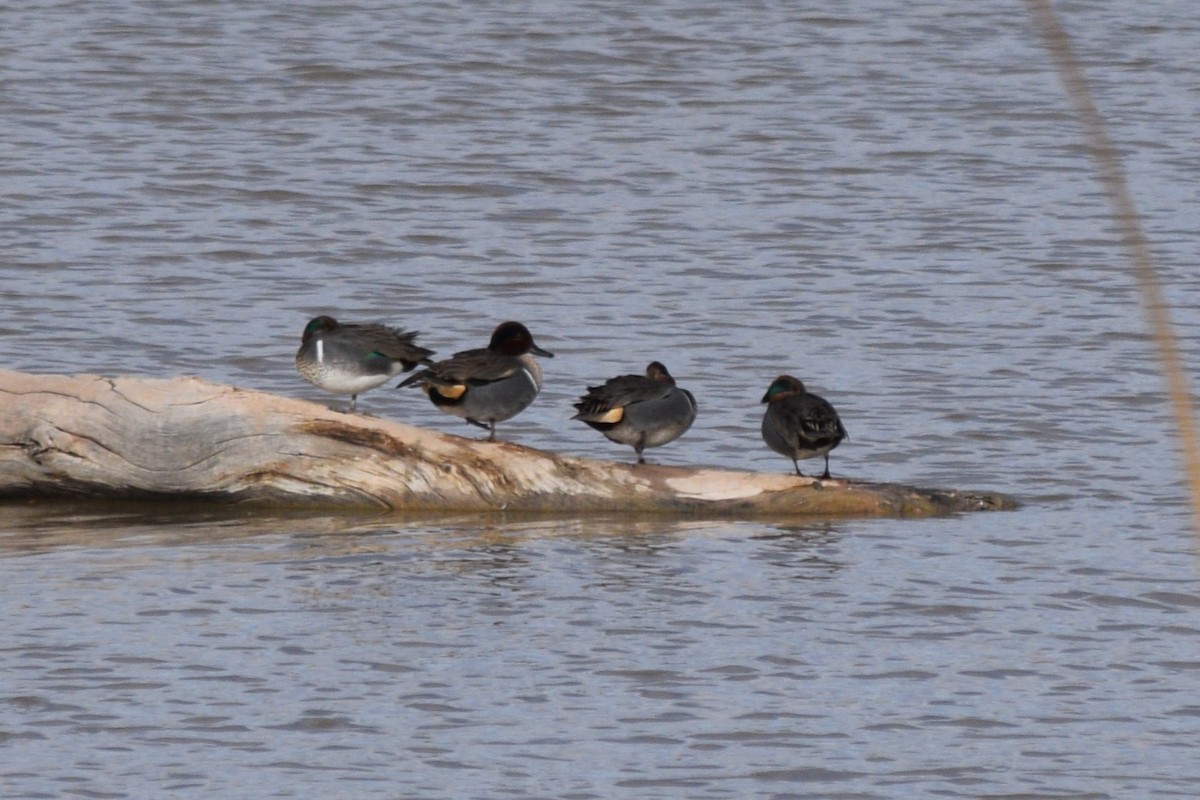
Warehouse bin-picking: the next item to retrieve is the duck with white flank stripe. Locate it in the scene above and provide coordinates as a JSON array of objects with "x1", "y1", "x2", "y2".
[{"x1": 296, "y1": 315, "x2": 434, "y2": 412}]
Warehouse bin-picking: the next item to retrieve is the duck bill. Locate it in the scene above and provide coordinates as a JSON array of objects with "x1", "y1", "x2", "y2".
[{"x1": 531, "y1": 344, "x2": 554, "y2": 358}]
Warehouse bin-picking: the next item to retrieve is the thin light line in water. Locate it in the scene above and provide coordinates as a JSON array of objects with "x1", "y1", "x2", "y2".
[{"x1": 1025, "y1": 0, "x2": 1200, "y2": 538}]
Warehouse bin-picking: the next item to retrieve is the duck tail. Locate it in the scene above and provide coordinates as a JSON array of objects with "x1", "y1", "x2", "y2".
[{"x1": 396, "y1": 370, "x2": 426, "y2": 389}]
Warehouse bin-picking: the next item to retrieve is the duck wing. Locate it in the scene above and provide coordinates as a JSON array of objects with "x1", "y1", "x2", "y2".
[
  {"x1": 573, "y1": 374, "x2": 673, "y2": 419},
  {"x1": 413, "y1": 348, "x2": 526, "y2": 387},
  {"x1": 340, "y1": 323, "x2": 435, "y2": 367},
  {"x1": 781, "y1": 395, "x2": 846, "y2": 444}
]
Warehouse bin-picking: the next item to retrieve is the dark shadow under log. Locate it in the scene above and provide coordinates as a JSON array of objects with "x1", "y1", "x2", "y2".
[{"x1": 0, "y1": 370, "x2": 1016, "y2": 517}]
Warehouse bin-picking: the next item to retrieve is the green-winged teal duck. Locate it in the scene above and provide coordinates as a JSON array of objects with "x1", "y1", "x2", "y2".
[
  {"x1": 761, "y1": 374, "x2": 847, "y2": 479},
  {"x1": 295, "y1": 315, "x2": 434, "y2": 412},
  {"x1": 572, "y1": 361, "x2": 697, "y2": 464}
]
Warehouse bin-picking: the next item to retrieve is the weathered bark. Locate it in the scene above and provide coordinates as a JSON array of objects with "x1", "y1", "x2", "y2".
[{"x1": 0, "y1": 370, "x2": 1016, "y2": 517}]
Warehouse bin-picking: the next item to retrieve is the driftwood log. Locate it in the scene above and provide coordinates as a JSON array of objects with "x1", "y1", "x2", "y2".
[{"x1": 0, "y1": 370, "x2": 1015, "y2": 517}]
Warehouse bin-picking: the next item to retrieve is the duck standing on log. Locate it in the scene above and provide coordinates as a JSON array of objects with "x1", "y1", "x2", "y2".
[
  {"x1": 296, "y1": 315, "x2": 435, "y2": 413},
  {"x1": 572, "y1": 361, "x2": 697, "y2": 465},
  {"x1": 398, "y1": 321, "x2": 554, "y2": 442},
  {"x1": 760, "y1": 374, "x2": 847, "y2": 479}
]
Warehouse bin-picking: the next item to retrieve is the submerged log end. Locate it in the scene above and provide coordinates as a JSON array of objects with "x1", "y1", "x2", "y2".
[
  {"x1": 0, "y1": 370, "x2": 1018, "y2": 518},
  {"x1": 655, "y1": 468, "x2": 1018, "y2": 518}
]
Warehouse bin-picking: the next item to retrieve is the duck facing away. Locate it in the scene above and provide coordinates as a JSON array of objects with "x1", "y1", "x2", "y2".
[
  {"x1": 296, "y1": 315, "x2": 434, "y2": 412},
  {"x1": 573, "y1": 361, "x2": 697, "y2": 464},
  {"x1": 761, "y1": 374, "x2": 847, "y2": 479},
  {"x1": 397, "y1": 321, "x2": 554, "y2": 441}
]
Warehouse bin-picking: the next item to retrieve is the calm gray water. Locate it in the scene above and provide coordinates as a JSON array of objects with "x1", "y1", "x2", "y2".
[{"x1": 3, "y1": 0, "x2": 1200, "y2": 797}]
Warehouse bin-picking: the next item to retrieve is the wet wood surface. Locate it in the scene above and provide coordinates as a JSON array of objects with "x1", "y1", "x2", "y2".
[{"x1": 0, "y1": 370, "x2": 1016, "y2": 517}]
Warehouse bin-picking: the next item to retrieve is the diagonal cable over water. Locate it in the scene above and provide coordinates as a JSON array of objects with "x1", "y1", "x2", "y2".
[{"x1": 1025, "y1": 0, "x2": 1200, "y2": 538}]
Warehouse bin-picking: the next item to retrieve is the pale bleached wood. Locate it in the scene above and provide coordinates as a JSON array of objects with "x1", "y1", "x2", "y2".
[{"x1": 0, "y1": 370, "x2": 1015, "y2": 516}]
